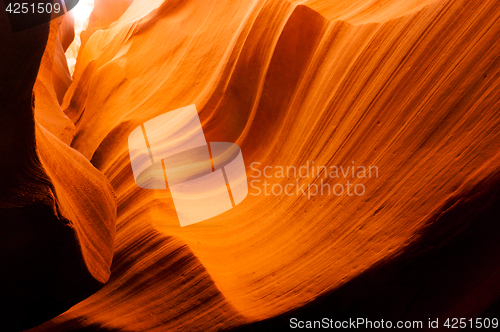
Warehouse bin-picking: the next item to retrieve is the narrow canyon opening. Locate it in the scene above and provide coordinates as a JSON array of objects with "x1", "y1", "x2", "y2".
[{"x1": 65, "y1": 0, "x2": 94, "y2": 74}]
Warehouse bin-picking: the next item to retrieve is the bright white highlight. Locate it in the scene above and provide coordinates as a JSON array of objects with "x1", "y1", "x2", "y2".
[
  {"x1": 65, "y1": 0, "x2": 94, "y2": 75},
  {"x1": 71, "y1": 0, "x2": 94, "y2": 22}
]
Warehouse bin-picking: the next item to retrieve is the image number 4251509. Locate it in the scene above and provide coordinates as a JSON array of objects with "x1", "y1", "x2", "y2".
[{"x1": 2, "y1": 0, "x2": 80, "y2": 32}]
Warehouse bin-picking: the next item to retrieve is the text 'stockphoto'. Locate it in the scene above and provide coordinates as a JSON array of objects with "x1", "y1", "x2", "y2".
[{"x1": 1, "y1": 0, "x2": 500, "y2": 331}]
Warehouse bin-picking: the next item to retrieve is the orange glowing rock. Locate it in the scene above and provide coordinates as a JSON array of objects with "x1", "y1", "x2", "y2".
[{"x1": 4, "y1": 0, "x2": 500, "y2": 330}]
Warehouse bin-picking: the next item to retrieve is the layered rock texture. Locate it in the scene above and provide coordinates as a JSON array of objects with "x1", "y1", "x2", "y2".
[
  {"x1": 1, "y1": 0, "x2": 499, "y2": 331},
  {"x1": 0, "y1": 8, "x2": 116, "y2": 332}
]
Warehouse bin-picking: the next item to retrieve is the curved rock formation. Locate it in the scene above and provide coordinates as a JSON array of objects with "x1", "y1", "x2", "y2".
[
  {"x1": 6, "y1": 0, "x2": 500, "y2": 330},
  {"x1": 0, "y1": 10, "x2": 116, "y2": 332},
  {"x1": 79, "y1": 0, "x2": 133, "y2": 50}
]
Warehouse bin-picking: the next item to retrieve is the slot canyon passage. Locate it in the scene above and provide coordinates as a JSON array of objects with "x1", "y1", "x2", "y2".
[{"x1": 1, "y1": 0, "x2": 500, "y2": 331}]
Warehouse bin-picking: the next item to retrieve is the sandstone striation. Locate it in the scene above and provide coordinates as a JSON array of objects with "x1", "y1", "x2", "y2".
[{"x1": 2, "y1": 0, "x2": 498, "y2": 330}]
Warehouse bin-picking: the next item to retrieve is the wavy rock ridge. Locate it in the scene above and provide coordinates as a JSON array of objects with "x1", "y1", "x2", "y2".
[{"x1": 17, "y1": 0, "x2": 500, "y2": 330}]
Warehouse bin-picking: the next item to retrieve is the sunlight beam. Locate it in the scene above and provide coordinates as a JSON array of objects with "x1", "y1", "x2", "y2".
[{"x1": 65, "y1": 0, "x2": 95, "y2": 75}]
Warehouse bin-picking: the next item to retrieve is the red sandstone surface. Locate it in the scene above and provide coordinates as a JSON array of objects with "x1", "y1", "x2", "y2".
[{"x1": 0, "y1": 0, "x2": 499, "y2": 331}]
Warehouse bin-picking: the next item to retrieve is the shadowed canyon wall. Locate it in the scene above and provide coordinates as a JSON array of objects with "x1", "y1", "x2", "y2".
[{"x1": 0, "y1": 8, "x2": 116, "y2": 331}]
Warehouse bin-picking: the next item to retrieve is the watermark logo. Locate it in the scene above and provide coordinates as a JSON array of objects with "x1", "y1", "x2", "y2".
[
  {"x1": 128, "y1": 105, "x2": 248, "y2": 227},
  {"x1": 249, "y1": 161, "x2": 378, "y2": 199},
  {"x1": 3, "y1": 1, "x2": 80, "y2": 32}
]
